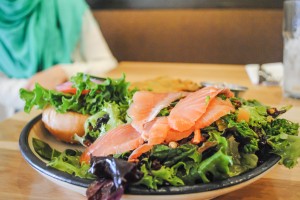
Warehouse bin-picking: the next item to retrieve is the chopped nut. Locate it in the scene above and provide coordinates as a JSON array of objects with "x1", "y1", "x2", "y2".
[
  {"x1": 267, "y1": 108, "x2": 276, "y2": 115},
  {"x1": 216, "y1": 119, "x2": 227, "y2": 131},
  {"x1": 168, "y1": 141, "x2": 178, "y2": 148}
]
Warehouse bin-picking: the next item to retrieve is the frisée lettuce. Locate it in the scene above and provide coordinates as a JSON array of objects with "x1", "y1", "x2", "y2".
[
  {"x1": 32, "y1": 138, "x2": 94, "y2": 179},
  {"x1": 79, "y1": 102, "x2": 127, "y2": 145},
  {"x1": 19, "y1": 73, "x2": 134, "y2": 115}
]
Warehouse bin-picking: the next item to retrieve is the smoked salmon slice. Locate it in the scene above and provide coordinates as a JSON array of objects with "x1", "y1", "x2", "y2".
[
  {"x1": 127, "y1": 91, "x2": 187, "y2": 132},
  {"x1": 164, "y1": 127, "x2": 194, "y2": 143},
  {"x1": 80, "y1": 124, "x2": 144, "y2": 163},
  {"x1": 142, "y1": 117, "x2": 170, "y2": 145},
  {"x1": 195, "y1": 97, "x2": 235, "y2": 129},
  {"x1": 81, "y1": 87, "x2": 235, "y2": 163},
  {"x1": 128, "y1": 144, "x2": 153, "y2": 162},
  {"x1": 128, "y1": 117, "x2": 170, "y2": 162},
  {"x1": 168, "y1": 87, "x2": 233, "y2": 132}
]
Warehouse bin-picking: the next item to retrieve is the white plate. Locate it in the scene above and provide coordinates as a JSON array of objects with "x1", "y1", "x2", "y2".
[{"x1": 19, "y1": 114, "x2": 280, "y2": 200}]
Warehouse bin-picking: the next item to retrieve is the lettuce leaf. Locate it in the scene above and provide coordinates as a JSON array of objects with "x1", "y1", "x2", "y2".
[
  {"x1": 227, "y1": 136, "x2": 258, "y2": 176},
  {"x1": 87, "y1": 157, "x2": 142, "y2": 200},
  {"x1": 242, "y1": 105, "x2": 268, "y2": 127},
  {"x1": 32, "y1": 138, "x2": 93, "y2": 179},
  {"x1": 225, "y1": 99, "x2": 300, "y2": 169},
  {"x1": 138, "y1": 134, "x2": 232, "y2": 188},
  {"x1": 19, "y1": 73, "x2": 134, "y2": 115},
  {"x1": 32, "y1": 137, "x2": 60, "y2": 160},
  {"x1": 48, "y1": 149, "x2": 94, "y2": 179},
  {"x1": 138, "y1": 164, "x2": 158, "y2": 189},
  {"x1": 197, "y1": 131, "x2": 232, "y2": 183},
  {"x1": 264, "y1": 118, "x2": 300, "y2": 168},
  {"x1": 151, "y1": 166, "x2": 185, "y2": 187},
  {"x1": 80, "y1": 102, "x2": 126, "y2": 144},
  {"x1": 197, "y1": 149, "x2": 232, "y2": 183},
  {"x1": 227, "y1": 120, "x2": 259, "y2": 154},
  {"x1": 150, "y1": 144, "x2": 201, "y2": 167},
  {"x1": 138, "y1": 144, "x2": 200, "y2": 189}
]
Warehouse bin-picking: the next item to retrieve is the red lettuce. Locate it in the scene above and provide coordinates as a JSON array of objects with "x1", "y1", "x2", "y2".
[{"x1": 86, "y1": 157, "x2": 143, "y2": 200}]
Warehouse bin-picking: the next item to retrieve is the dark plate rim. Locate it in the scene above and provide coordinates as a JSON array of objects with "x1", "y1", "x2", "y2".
[{"x1": 19, "y1": 114, "x2": 280, "y2": 195}]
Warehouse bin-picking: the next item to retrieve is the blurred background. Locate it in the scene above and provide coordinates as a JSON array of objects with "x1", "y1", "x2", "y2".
[
  {"x1": 0, "y1": 0, "x2": 285, "y2": 121},
  {"x1": 87, "y1": 0, "x2": 283, "y2": 64}
]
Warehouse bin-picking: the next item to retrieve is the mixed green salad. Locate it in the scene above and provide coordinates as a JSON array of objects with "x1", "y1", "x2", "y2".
[{"x1": 20, "y1": 73, "x2": 300, "y2": 200}]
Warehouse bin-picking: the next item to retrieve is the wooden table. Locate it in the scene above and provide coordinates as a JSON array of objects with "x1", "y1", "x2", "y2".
[{"x1": 1, "y1": 62, "x2": 300, "y2": 199}]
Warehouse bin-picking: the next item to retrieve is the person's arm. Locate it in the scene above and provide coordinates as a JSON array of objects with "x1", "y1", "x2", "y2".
[
  {"x1": 25, "y1": 65, "x2": 68, "y2": 90},
  {"x1": 0, "y1": 73, "x2": 27, "y2": 110},
  {"x1": 60, "y1": 9, "x2": 118, "y2": 78}
]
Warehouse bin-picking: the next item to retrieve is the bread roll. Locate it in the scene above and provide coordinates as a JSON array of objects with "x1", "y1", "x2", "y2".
[{"x1": 42, "y1": 107, "x2": 89, "y2": 143}]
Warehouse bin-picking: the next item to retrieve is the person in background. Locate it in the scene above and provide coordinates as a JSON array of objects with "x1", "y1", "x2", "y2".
[{"x1": 0, "y1": 0, "x2": 118, "y2": 121}]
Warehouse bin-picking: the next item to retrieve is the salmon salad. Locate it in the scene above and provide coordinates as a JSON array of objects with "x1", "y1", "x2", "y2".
[{"x1": 20, "y1": 73, "x2": 300, "y2": 200}]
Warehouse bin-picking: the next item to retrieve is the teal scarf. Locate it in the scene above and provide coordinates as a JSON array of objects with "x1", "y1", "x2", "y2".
[{"x1": 0, "y1": 0, "x2": 87, "y2": 78}]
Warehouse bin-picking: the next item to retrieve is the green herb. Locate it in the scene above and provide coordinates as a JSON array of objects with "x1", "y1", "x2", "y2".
[{"x1": 205, "y1": 96, "x2": 211, "y2": 104}]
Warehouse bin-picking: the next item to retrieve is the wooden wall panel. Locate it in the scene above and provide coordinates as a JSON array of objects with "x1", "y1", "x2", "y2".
[
  {"x1": 87, "y1": 0, "x2": 283, "y2": 10},
  {"x1": 93, "y1": 9, "x2": 283, "y2": 64}
]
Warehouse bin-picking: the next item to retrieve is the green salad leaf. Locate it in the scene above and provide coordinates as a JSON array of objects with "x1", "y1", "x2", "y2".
[
  {"x1": 137, "y1": 144, "x2": 197, "y2": 189},
  {"x1": 32, "y1": 138, "x2": 94, "y2": 179},
  {"x1": 198, "y1": 149, "x2": 232, "y2": 182},
  {"x1": 264, "y1": 118, "x2": 300, "y2": 168},
  {"x1": 32, "y1": 138, "x2": 60, "y2": 160},
  {"x1": 150, "y1": 144, "x2": 201, "y2": 167},
  {"x1": 242, "y1": 105, "x2": 268, "y2": 127},
  {"x1": 227, "y1": 119, "x2": 259, "y2": 154},
  {"x1": 197, "y1": 131, "x2": 232, "y2": 183},
  {"x1": 151, "y1": 166, "x2": 185, "y2": 187},
  {"x1": 227, "y1": 136, "x2": 258, "y2": 176},
  {"x1": 48, "y1": 149, "x2": 94, "y2": 179},
  {"x1": 138, "y1": 134, "x2": 232, "y2": 189},
  {"x1": 19, "y1": 73, "x2": 134, "y2": 115},
  {"x1": 81, "y1": 102, "x2": 126, "y2": 143}
]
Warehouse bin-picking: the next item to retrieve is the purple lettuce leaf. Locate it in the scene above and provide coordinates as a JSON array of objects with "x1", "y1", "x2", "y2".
[{"x1": 86, "y1": 156, "x2": 143, "y2": 200}]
